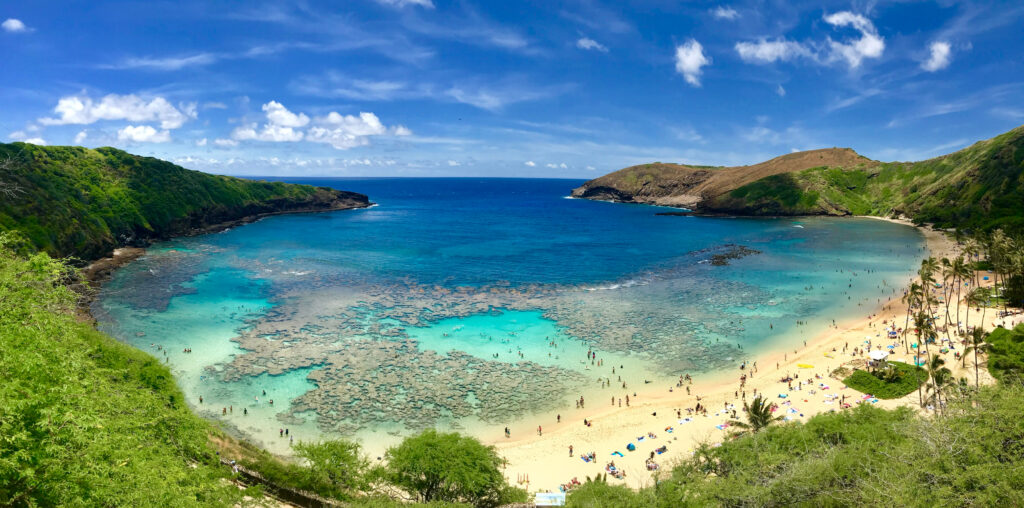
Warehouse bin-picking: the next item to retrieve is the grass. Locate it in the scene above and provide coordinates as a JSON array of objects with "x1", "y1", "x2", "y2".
[
  {"x1": 842, "y1": 361, "x2": 927, "y2": 399},
  {"x1": 987, "y1": 323, "x2": 1024, "y2": 382}
]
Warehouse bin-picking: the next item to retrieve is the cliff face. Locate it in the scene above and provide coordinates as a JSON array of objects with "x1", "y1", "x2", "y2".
[
  {"x1": 572, "y1": 124, "x2": 1024, "y2": 232},
  {"x1": 0, "y1": 143, "x2": 370, "y2": 261}
]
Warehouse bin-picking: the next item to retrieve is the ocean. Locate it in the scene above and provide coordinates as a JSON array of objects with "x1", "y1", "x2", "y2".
[{"x1": 93, "y1": 177, "x2": 925, "y2": 454}]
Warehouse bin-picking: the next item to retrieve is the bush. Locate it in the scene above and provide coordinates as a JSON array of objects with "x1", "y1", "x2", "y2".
[
  {"x1": 988, "y1": 324, "x2": 1024, "y2": 381},
  {"x1": 384, "y1": 429, "x2": 526, "y2": 507},
  {"x1": 843, "y1": 361, "x2": 927, "y2": 399}
]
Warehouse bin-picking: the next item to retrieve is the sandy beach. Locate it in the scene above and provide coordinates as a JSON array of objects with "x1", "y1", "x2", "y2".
[{"x1": 494, "y1": 217, "x2": 1011, "y2": 493}]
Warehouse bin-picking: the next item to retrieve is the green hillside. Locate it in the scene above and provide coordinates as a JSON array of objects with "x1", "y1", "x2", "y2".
[
  {"x1": 705, "y1": 125, "x2": 1024, "y2": 232},
  {"x1": 0, "y1": 142, "x2": 369, "y2": 261}
]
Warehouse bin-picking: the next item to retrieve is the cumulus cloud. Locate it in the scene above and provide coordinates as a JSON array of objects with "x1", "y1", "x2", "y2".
[
  {"x1": 195, "y1": 138, "x2": 208, "y2": 146},
  {"x1": 306, "y1": 112, "x2": 390, "y2": 149},
  {"x1": 117, "y1": 125, "x2": 171, "y2": 143},
  {"x1": 447, "y1": 160, "x2": 460, "y2": 166},
  {"x1": 214, "y1": 138, "x2": 238, "y2": 147},
  {"x1": 74, "y1": 130, "x2": 88, "y2": 144},
  {"x1": 823, "y1": 11, "x2": 885, "y2": 68},
  {"x1": 674, "y1": 39, "x2": 710, "y2": 87},
  {"x1": 39, "y1": 93, "x2": 194, "y2": 129},
  {"x1": 8, "y1": 130, "x2": 45, "y2": 144},
  {"x1": 2, "y1": 18, "x2": 29, "y2": 33},
  {"x1": 733, "y1": 12, "x2": 884, "y2": 70},
  {"x1": 262, "y1": 100, "x2": 309, "y2": 128},
  {"x1": 921, "y1": 41, "x2": 952, "y2": 72},
  {"x1": 576, "y1": 37, "x2": 608, "y2": 52},
  {"x1": 227, "y1": 101, "x2": 405, "y2": 149},
  {"x1": 545, "y1": 162, "x2": 568, "y2": 169},
  {"x1": 735, "y1": 39, "x2": 810, "y2": 63},
  {"x1": 524, "y1": 161, "x2": 536, "y2": 167},
  {"x1": 711, "y1": 7, "x2": 739, "y2": 20}
]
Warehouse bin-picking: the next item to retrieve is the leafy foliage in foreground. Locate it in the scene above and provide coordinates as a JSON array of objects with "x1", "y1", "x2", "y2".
[
  {"x1": 842, "y1": 361, "x2": 928, "y2": 399},
  {"x1": 0, "y1": 233, "x2": 241, "y2": 506},
  {"x1": 0, "y1": 142, "x2": 367, "y2": 261},
  {"x1": 566, "y1": 384, "x2": 1024, "y2": 507}
]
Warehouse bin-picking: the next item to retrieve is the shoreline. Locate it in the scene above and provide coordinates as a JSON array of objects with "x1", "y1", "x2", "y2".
[
  {"x1": 82, "y1": 209, "x2": 996, "y2": 494},
  {"x1": 491, "y1": 216, "x2": 989, "y2": 492}
]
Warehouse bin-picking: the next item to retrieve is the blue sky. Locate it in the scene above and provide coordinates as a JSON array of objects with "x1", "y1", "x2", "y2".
[{"x1": 2, "y1": 0, "x2": 1023, "y2": 177}]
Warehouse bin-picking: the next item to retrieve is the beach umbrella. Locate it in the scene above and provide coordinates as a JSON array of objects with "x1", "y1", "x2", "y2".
[{"x1": 868, "y1": 349, "x2": 889, "y2": 361}]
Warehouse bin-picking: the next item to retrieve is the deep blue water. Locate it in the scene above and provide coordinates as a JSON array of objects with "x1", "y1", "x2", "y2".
[{"x1": 95, "y1": 177, "x2": 926, "y2": 451}]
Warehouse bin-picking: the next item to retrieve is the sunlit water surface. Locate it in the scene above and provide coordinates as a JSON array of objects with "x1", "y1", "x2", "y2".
[{"x1": 94, "y1": 178, "x2": 925, "y2": 454}]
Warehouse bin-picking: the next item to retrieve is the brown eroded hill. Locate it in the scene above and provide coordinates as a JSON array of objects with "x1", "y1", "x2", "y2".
[{"x1": 571, "y1": 147, "x2": 874, "y2": 208}]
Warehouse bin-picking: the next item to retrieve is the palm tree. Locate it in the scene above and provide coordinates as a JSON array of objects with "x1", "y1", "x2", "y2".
[
  {"x1": 940, "y1": 258, "x2": 955, "y2": 342},
  {"x1": 901, "y1": 282, "x2": 923, "y2": 354},
  {"x1": 912, "y1": 311, "x2": 935, "y2": 408},
  {"x1": 962, "y1": 327, "x2": 988, "y2": 388},
  {"x1": 925, "y1": 353, "x2": 952, "y2": 414},
  {"x1": 729, "y1": 396, "x2": 783, "y2": 433},
  {"x1": 952, "y1": 256, "x2": 971, "y2": 337}
]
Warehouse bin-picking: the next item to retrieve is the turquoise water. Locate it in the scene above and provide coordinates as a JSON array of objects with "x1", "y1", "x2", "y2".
[{"x1": 94, "y1": 178, "x2": 925, "y2": 452}]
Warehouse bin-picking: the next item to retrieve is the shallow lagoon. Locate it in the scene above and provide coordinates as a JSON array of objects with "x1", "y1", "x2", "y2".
[{"x1": 95, "y1": 178, "x2": 925, "y2": 454}]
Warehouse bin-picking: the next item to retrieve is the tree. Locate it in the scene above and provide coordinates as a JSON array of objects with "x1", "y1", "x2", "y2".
[
  {"x1": 729, "y1": 396, "x2": 783, "y2": 433},
  {"x1": 293, "y1": 439, "x2": 371, "y2": 499},
  {"x1": 384, "y1": 429, "x2": 525, "y2": 507},
  {"x1": 962, "y1": 327, "x2": 988, "y2": 388},
  {"x1": 925, "y1": 354, "x2": 952, "y2": 414}
]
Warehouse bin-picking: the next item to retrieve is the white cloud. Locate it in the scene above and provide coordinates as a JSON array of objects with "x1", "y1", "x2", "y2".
[
  {"x1": 39, "y1": 93, "x2": 193, "y2": 129},
  {"x1": 375, "y1": 0, "x2": 434, "y2": 8},
  {"x1": 524, "y1": 161, "x2": 536, "y2": 167},
  {"x1": 202, "y1": 101, "x2": 228, "y2": 109},
  {"x1": 735, "y1": 39, "x2": 810, "y2": 63},
  {"x1": 195, "y1": 137, "x2": 208, "y2": 146},
  {"x1": 262, "y1": 100, "x2": 309, "y2": 128},
  {"x1": 776, "y1": 84, "x2": 786, "y2": 97},
  {"x1": 305, "y1": 111, "x2": 390, "y2": 149},
  {"x1": 447, "y1": 160, "x2": 460, "y2": 166},
  {"x1": 545, "y1": 162, "x2": 568, "y2": 169},
  {"x1": 674, "y1": 39, "x2": 710, "y2": 87},
  {"x1": 823, "y1": 11, "x2": 885, "y2": 69},
  {"x1": 108, "y1": 53, "x2": 218, "y2": 71},
  {"x1": 226, "y1": 101, "x2": 402, "y2": 150},
  {"x1": 2, "y1": 18, "x2": 28, "y2": 33},
  {"x1": 8, "y1": 130, "x2": 45, "y2": 144},
  {"x1": 74, "y1": 130, "x2": 88, "y2": 144},
  {"x1": 586, "y1": 165, "x2": 596, "y2": 170},
  {"x1": 117, "y1": 125, "x2": 171, "y2": 143},
  {"x1": 711, "y1": 7, "x2": 739, "y2": 20},
  {"x1": 214, "y1": 138, "x2": 238, "y2": 147},
  {"x1": 576, "y1": 37, "x2": 608, "y2": 52},
  {"x1": 921, "y1": 41, "x2": 952, "y2": 72}
]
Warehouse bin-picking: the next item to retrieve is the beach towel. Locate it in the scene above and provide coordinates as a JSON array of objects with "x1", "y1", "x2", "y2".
[
  {"x1": 715, "y1": 423, "x2": 730, "y2": 430},
  {"x1": 678, "y1": 418, "x2": 692, "y2": 424},
  {"x1": 778, "y1": 393, "x2": 787, "y2": 398}
]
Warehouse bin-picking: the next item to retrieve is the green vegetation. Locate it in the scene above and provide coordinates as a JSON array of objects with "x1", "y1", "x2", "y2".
[
  {"x1": 566, "y1": 385, "x2": 1024, "y2": 506},
  {"x1": 704, "y1": 125, "x2": 1024, "y2": 233},
  {"x1": 842, "y1": 361, "x2": 928, "y2": 399},
  {"x1": 987, "y1": 324, "x2": 1024, "y2": 381},
  {"x1": 0, "y1": 232, "x2": 242, "y2": 505},
  {"x1": 383, "y1": 429, "x2": 527, "y2": 507},
  {"x1": 0, "y1": 142, "x2": 367, "y2": 261},
  {"x1": 0, "y1": 236, "x2": 526, "y2": 506}
]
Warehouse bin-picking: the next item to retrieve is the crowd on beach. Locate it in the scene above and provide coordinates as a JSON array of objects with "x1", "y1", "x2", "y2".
[{"x1": 506, "y1": 230, "x2": 1019, "y2": 493}]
